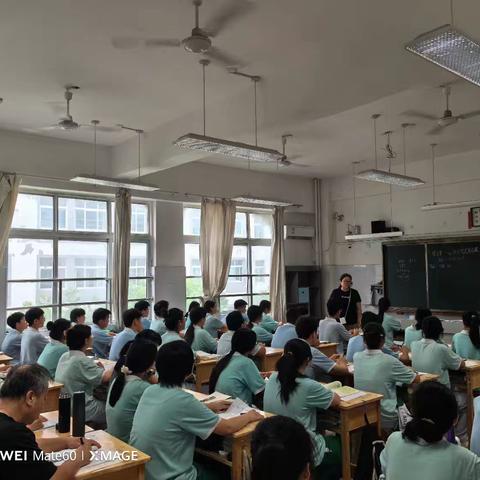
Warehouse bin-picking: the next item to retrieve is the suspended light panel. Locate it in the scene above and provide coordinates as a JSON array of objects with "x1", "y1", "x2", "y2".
[
  {"x1": 232, "y1": 196, "x2": 298, "y2": 207},
  {"x1": 406, "y1": 24, "x2": 480, "y2": 87},
  {"x1": 71, "y1": 175, "x2": 159, "y2": 192},
  {"x1": 421, "y1": 200, "x2": 480, "y2": 211},
  {"x1": 356, "y1": 169, "x2": 425, "y2": 187}
]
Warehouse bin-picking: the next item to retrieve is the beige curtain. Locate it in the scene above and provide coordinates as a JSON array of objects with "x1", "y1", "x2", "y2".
[
  {"x1": 270, "y1": 207, "x2": 286, "y2": 323},
  {"x1": 0, "y1": 173, "x2": 21, "y2": 259},
  {"x1": 112, "y1": 188, "x2": 131, "y2": 328},
  {"x1": 200, "y1": 198, "x2": 236, "y2": 300}
]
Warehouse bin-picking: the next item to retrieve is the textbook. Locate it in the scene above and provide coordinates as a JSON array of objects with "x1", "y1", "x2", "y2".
[
  {"x1": 200, "y1": 392, "x2": 232, "y2": 404},
  {"x1": 332, "y1": 385, "x2": 368, "y2": 401},
  {"x1": 218, "y1": 398, "x2": 265, "y2": 419}
]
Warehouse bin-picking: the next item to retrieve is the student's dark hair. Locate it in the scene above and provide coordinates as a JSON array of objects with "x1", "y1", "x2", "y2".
[
  {"x1": 286, "y1": 308, "x2": 301, "y2": 325},
  {"x1": 185, "y1": 301, "x2": 201, "y2": 318},
  {"x1": 234, "y1": 298, "x2": 248, "y2": 309},
  {"x1": 154, "y1": 300, "x2": 169, "y2": 318},
  {"x1": 295, "y1": 316, "x2": 319, "y2": 340},
  {"x1": 66, "y1": 324, "x2": 91, "y2": 350},
  {"x1": 360, "y1": 311, "x2": 380, "y2": 329},
  {"x1": 184, "y1": 307, "x2": 207, "y2": 346},
  {"x1": 134, "y1": 300, "x2": 150, "y2": 312},
  {"x1": 363, "y1": 322, "x2": 385, "y2": 350},
  {"x1": 46, "y1": 318, "x2": 71, "y2": 341},
  {"x1": 113, "y1": 340, "x2": 135, "y2": 375},
  {"x1": 259, "y1": 300, "x2": 271, "y2": 314},
  {"x1": 92, "y1": 308, "x2": 111, "y2": 325},
  {"x1": 226, "y1": 311, "x2": 244, "y2": 331},
  {"x1": 123, "y1": 308, "x2": 141, "y2": 328},
  {"x1": 422, "y1": 316, "x2": 443, "y2": 341},
  {"x1": 340, "y1": 273, "x2": 352, "y2": 282},
  {"x1": 156, "y1": 340, "x2": 194, "y2": 387},
  {"x1": 251, "y1": 416, "x2": 313, "y2": 480},
  {"x1": 247, "y1": 305, "x2": 263, "y2": 327},
  {"x1": 109, "y1": 340, "x2": 157, "y2": 408},
  {"x1": 463, "y1": 311, "x2": 480, "y2": 349},
  {"x1": 25, "y1": 307, "x2": 44, "y2": 326},
  {"x1": 403, "y1": 381, "x2": 457, "y2": 443},
  {"x1": 0, "y1": 364, "x2": 50, "y2": 399},
  {"x1": 6, "y1": 312, "x2": 25, "y2": 330},
  {"x1": 70, "y1": 308, "x2": 86, "y2": 323},
  {"x1": 136, "y1": 329, "x2": 162, "y2": 346},
  {"x1": 277, "y1": 339, "x2": 312, "y2": 404},
  {"x1": 204, "y1": 300, "x2": 216, "y2": 313},
  {"x1": 164, "y1": 308, "x2": 184, "y2": 331},
  {"x1": 377, "y1": 297, "x2": 391, "y2": 323},
  {"x1": 414, "y1": 308, "x2": 432, "y2": 331},
  {"x1": 209, "y1": 329, "x2": 257, "y2": 393},
  {"x1": 326, "y1": 298, "x2": 342, "y2": 317}
]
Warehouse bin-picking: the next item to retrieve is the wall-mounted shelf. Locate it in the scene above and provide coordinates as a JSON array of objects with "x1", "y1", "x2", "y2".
[{"x1": 345, "y1": 231, "x2": 403, "y2": 241}]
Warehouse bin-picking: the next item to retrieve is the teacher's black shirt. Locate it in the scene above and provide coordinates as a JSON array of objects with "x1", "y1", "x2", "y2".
[
  {"x1": 0, "y1": 412, "x2": 57, "y2": 479},
  {"x1": 329, "y1": 287, "x2": 361, "y2": 325}
]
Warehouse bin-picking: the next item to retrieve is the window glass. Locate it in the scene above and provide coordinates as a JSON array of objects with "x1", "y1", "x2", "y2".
[
  {"x1": 183, "y1": 208, "x2": 201, "y2": 236},
  {"x1": 131, "y1": 204, "x2": 148, "y2": 234},
  {"x1": 7, "y1": 281, "x2": 53, "y2": 309},
  {"x1": 223, "y1": 276, "x2": 248, "y2": 295},
  {"x1": 8, "y1": 239, "x2": 53, "y2": 280},
  {"x1": 58, "y1": 241, "x2": 108, "y2": 279},
  {"x1": 229, "y1": 246, "x2": 248, "y2": 275},
  {"x1": 11, "y1": 194, "x2": 53, "y2": 230},
  {"x1": 58, "y1": 198, "x2": 107, "y2": 232},
  {"x1": 249, "y1": 213, "x2": 272, "y2": 239},
  {"x1": 253, "y1": 276, "x2": 270, "y2": 294},
  {"x1": 130, "y1": 243, "x2": 147, "y2": 277},
  {"x1": 234, "y1": 212, "x2": 247, "y2": 238},
  {"x1": 185, "y1": 244, "x2": 201, "y2": 276},
  {"x1": 186, "y1": 277, "x2": 203, "y2": 299},
  {"x1": 220, "y1": 296, "x2": 238, "y2": 313},
  {"x1": 61, "y1": 304, "x2": 108, "y2": 323},
  {"x1": 251, "y1": 246, "x2": 272, "y2": 275}
]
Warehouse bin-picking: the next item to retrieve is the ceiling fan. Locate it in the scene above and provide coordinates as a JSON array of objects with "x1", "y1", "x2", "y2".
[
  {"x1": 277, "y1": 134, "x2": 310, "y2": 168},
  {"x1": 111, "y1": 0, "x2": 252, "y2": 68},
  {"x1": 404, "y1": 85, "x2": 480, "y2": 135}
]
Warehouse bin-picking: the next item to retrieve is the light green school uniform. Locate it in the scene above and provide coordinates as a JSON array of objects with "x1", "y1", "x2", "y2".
[
  {"x1": 404, "y1": 325, "x2": 423, "y2": 349},
  {"x1": 55, "y1": 350, "x2": 105, "y2": 423},
  {"x1": 130, "y1": 385, "x2": 220, "y2": 480},
  {"x1": 215, "y1": 353, "x2": 265, "y2": 405},
  {"x1": 252, "y1": 324, "x2": 273, "y2": 345},
  {"x1": 353, "y1": 349, "x2": 416, "y2": 429},
  {"x1": 37, "y1": 340, "x2": 69, "y2": 379},
  {"x1": 382, "y1": 313, "x2": 402, "y2": 348},
  {"x1": 452, "y1": 330, "x2": 480, "y2": 360},
  {"x1": 380, "y1": 431, "x2": 480, "y2": 480},
  {"x1": 204, "y1": 314, "x2": 224, "y2": 339},
  {"x1": 411, "y1": 338, "x2": 463, "y2": 387},
  {"x1": 263, "y1": 372, "x2": 334, "y2": 466},
  {"x1": 106, "y1": 376, "x2": 150, "y2": 443},
  {"x1": 160, "y1": 330, "x2": 184, "y2": 346},
  {"x1": 150, "y1": 317, "x2": 167, "y2": 336},
  {"x1": 191, "y1": 325, "x2": 217, "y2": 353},
  {"x1": 260, "y1": 313, "x2": 278, "y2": 333}
]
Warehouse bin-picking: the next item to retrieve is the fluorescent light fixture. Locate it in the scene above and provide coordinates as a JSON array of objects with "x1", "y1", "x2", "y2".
[
  {"x1": 356, "y1": 169, "x2": 425, "y2": 187},
  {"x1": 421, "y1": 200, "x2": 480, "y2": 211},
  {"x1": 345, "y1": 231, "x2": 403, "y2": 241},
  {"x1": 70, "y1": 175, "x2": 159, "y2": 192},
  {"x1": 174, "y1": 133, "x2": 284, "y2": 163},
  {"x1": 232, "y1": 196, "x2": 299, "y2": 208},
  {"x1": 406, "y1": 24, "x2": 480, "y2": 87}
]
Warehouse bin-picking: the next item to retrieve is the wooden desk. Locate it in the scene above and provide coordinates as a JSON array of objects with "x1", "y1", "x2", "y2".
[
  {"x1": 465, "y1": 360, "x2": 480, "y2": 439},
  {"x1": 43, "y1": 382, "x2": 63, "y2": 413},
  {"x1": 195, "y1": 357, "x2": 220, "y2": 392},
  {"x1": 316, "y1": 342, "x2": 338, "y2": 357},
  {"x1": 260, "y1": 347, "x2": 283, "y2": 371},
  {"x1": 35, "y1": 410, "x2": 93, "y2": 439}
]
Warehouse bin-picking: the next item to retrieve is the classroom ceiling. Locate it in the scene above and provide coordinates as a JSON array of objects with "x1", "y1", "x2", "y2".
[{"x1": 1, "y1": 0, "x2": 480, "y2": 178}]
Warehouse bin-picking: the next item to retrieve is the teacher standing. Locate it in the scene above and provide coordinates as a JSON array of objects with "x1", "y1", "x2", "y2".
[{"x1": 328, "y1": 273, "x2": 362, "y2": 330}]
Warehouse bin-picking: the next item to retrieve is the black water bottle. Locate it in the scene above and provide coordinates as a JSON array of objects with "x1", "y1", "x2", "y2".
[
  {"x1": 72, "y1": 391, "x2": 85, "y2": 437},
  {"x1": 57, "y1": 393, "x2": 71, "y2": 433}
]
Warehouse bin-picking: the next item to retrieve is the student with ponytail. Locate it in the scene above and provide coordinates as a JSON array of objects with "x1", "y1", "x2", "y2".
[
  {"x1": 161, "y1": 308, "x2": 186, "y2": 346},
  {"x1": 184, "y1": 307, "x2": 217, "y2": 353},
  {"x1": 264, "y1": 339, "x2": 341, "y2": 479},
  {"x1": 184, "y1": 300, "x2": 201, "y2": 330},
  {"x1": 150, "y1": 300, "x2": 169, "y2": 336},
  {"x1": 38, "y1": 318, "x2": 71, "y2": 378},
  {"x1": 106, "y1": 340, "x2": 158, "y2": 442},
  {"x1": 379, "y1": 297, "x2": 403, "y2": 348},
  {"x1": 209, "y1": 329, "x2": 265, "y2": 405},
  {"x1": 452, "y1": 311, "x2": 480, "y2": 360},
  {"x1": 248, "y1": 305, "x2": 273, "y2": 345},
  {"x1": 259, "y1": 300, "x2": 279, "y2": 333},
  {"x1": 380, "y1": 381, "x2": 480, "y2": 479},
  {"x1": 404, "y1": 307, "x2": 431, "y2": 349}
]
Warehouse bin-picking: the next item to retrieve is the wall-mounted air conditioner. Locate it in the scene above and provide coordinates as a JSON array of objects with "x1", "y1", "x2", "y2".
[{"x1": 284, "y1": 225, "x2": 315, "y2": 239}]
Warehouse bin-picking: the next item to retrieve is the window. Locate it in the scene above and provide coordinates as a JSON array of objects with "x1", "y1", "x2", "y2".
[
  {"x1": 184, "y1": 207, "x2": 272, "y2": 313},
  {"x1": 6, "y1": 194, "x2": 153, "y2": 322}
]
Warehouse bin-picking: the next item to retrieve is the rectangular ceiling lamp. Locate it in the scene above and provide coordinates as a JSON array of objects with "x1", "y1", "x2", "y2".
[
  {"x1": 421, "y1": 200, "x2": 480, "y2": 211},
  {"x1": 356, "y1": 169, "x2": 425, "y2": 187},
  {"x1": 405, "y1": 24, "x2": 480, "y2": 87},
  {"x1": 174, "y1": 133, "x2": 284, "y2": 163},
  {"x1": 232, "y1": 196, "x2": 299, "y2": 208},
  {"x1": 70, "y1": 175, "x2": 159, "y2": 192}
]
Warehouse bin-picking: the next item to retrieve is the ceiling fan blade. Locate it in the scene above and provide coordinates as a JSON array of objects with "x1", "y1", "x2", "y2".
[
  {"x1": 145, "y1": 38, "x2": 182, "y2": 48},
  {"x1": 80, "y1": 124, "x2": 123, "y2": 133},
  {"x1": 458, "y1": 110, "x2": 480, "y2": 120},
  {"x1": 427, "y1": 124, "x2": 446, "y2": 135},
  {"x1": 111, "y1": 36, "x2": 143, "y2": 49},
  {"x1": 37, "y1": 125, "x2": 60, "y2": 131},
  {"x1": 402, "y1": 110, "x2": 438, "y2": 121},
  {"x1": 205, "y1": 46, "x2": 244, "y2": 68},
  {"x1": 204, "y1": 0, "x2": 254, "y2": 37}
]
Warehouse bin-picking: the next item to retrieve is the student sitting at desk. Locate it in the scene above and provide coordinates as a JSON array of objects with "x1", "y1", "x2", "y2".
[
  {"x1": 161, "y1": 308, "x2": 186, "y2": 346},
  {"x1": 404, "y1": 307, "x2": 431, "y2": 350},
  {"x1": 0, "y1": 364, "x2": 100, "y2": 479},
  {"x1": 379, "y1": 297, "x2": 403, "y2": 348},
  {"x1": 130, "y1": 340, "x2": 263, "y2": 480},
  {"x1": 109, "y1": 308, "x2": 144, "y2": 361},
  {"x1": 295, "y1": 316, "x2": 349, "y2": 382},
  {"x1": 204, "y1": 300, "x2": 226, "y2": 339},
  {"x1": 271, "y1": 307, "x2": 300, "y2": 349},
  {"x1": 354, "y1": 323, "x2": 419, "y2": 434},
  {"x1": 184, "y1": 300, "x2": 201, "y2": 330},
  {"x1": 150, "y1": 300, "x2": 169, "y2": 336},
  {"x1": 248, "y1": 305, "x2": 273, "y2": 346},
  {"x1": 69, "y1": 307, "x2": 86, "y2": 325},
  {"x1": 184, "y1": 307, "x2": 217, "y2": 354},
  {"x1": 38, "y1": 318, "x2": 70, "y2": 378},
  {"x1": 55, "y1": 324, "x2": 114, "y2": 425},
  {"x1": 106, "y1": 339, "x2": 158, "y2": 443},
  {"x1": 91, "y1": 307, "x2": 115, "y2": 359},
  {"x1": 263, "y1": 339, "x2": 341, "y2": 480},
  {"x1": 209, "y1": 329, "x2": 266, "y2": 406},
  {"x1": 318, "y1": 299, "x2": 357, "y2": 354},
  {"x1": 20, "y1": 307, "x2": 49, "y2": 365},
  {"x1": 452, "y1": 311, "x2": 480, "y2": 360},
  {"x1": 259, "y1": 300, "x2": 279, "y2": 333},
  {"x1": 1, "y1": 312, "x2": 28, "y2": 365},
  {"x1": 380, "y1": 381, "x2": 480, "y2": 480},
  {"x1": 251, "y1": 416, "x2": 313, "y2": 480},
  {"x1": 135, "y1": 300, "x2": 152, "y2": 330},
  {"x1": 234, "y1": 298, "x2": 249, "y2": 324}
]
